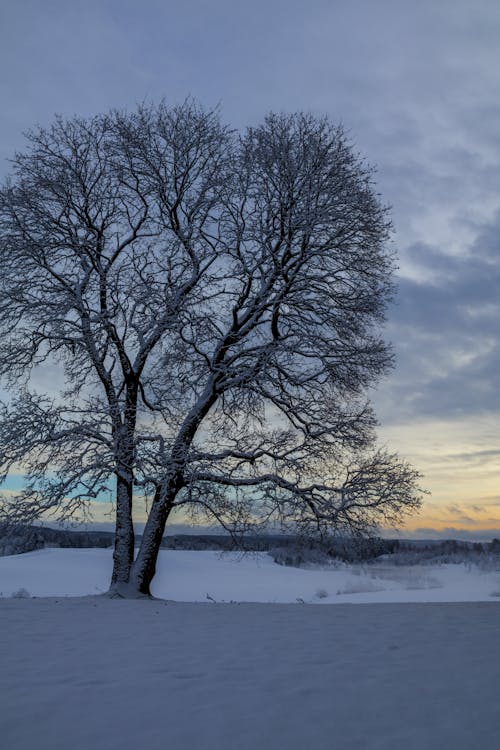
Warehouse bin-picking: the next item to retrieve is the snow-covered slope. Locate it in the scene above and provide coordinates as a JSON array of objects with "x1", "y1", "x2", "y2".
[{"x1": 1, "y1": 547, "x2": 500, "y2": 602}]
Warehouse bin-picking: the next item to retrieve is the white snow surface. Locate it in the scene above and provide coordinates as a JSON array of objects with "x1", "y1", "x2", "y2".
[
  {"x1": 1, "y1": 547, "x2": 500, "y2": 602},
  {"x1": 1, "y1": 595, "x2": 500, "y2": 750},
  {"x1": 2, "y1": 550, "x2": 500, "y2": 749}
]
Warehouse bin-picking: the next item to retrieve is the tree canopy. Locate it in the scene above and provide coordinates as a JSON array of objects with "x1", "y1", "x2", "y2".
[{"x1": 0, "y1": 101, "x2": 422, "y2": 595}]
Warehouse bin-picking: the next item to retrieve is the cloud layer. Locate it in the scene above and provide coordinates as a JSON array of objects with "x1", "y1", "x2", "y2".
[{"x1": 0, "y1": 0, "x2": 498, "y2": 531}]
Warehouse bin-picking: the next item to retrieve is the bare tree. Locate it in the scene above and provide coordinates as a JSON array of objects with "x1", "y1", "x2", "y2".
[{"x1": 0, "y1": 102, "x2": 422, "y2": 596}]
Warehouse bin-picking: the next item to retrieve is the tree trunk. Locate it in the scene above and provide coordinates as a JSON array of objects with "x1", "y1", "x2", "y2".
[
  {"x1": 109, "y1": 390, "x2": 139, "y2": 594},
  {"x1": 110, "y1": 471, "x2": 135, "y2": 588},
  {"x1": 128, "y1": 485, "x2": 175, "y2": 596}
]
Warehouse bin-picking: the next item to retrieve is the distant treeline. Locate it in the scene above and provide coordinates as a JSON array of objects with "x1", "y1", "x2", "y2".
[
  {"x1": 0, "y1": 524, "x2": 291, "y2": 557},
  {"x1": 0, "y1": 524, "x2": 115, "y2": 557},
  {"x1": 0, "y1": 525, "x2": 325, "y2": 557},
  {"x1": 1, "y1": 523, "x2": 500, "y2": 564}
]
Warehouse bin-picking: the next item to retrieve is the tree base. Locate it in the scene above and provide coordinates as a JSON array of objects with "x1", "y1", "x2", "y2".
[{"x1": 105, "y1": 583, "x2": 154, "y2": 600}]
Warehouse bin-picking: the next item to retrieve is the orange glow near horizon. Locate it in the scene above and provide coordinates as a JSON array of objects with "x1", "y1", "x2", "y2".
[
  {"x1": 379, "y1": 412, "x2": 500, "y2": 535},
  {"x1": 4, "y1": 413, "x2": 498, "y2": 538}
]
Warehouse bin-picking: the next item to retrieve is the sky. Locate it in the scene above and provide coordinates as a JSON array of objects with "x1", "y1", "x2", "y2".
[{"x1": 0, "y1": 0, "x2": 499, "y2": 538}]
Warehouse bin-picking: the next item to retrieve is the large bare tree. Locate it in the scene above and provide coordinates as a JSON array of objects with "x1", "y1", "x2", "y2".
[{"x1": 0, "y1": 102, "x2": 422, "y2": 596}]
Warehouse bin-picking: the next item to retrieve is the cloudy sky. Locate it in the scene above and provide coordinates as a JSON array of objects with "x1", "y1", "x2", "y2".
[{"x1": 1, "y1": 0, "x2": 499, "y2": 537}]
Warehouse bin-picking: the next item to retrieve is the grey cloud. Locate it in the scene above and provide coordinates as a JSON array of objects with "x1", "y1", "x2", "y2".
[
  {"x1": 1, "y1": 0, "x2": 499, "y2": 434},
  {"x1": 375, "y1": 209, "x2": 500, "y2": 422},
  {"x1": 426, "y1": 450, "x2": 500, "y2": 466}
]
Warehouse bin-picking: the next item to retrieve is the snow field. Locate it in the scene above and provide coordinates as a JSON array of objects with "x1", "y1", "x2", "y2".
[
  {"x1": 2, "y1": 549, "x2": 500, "y2": 749},
  {"x1": 1, "y1": 547, "x2": 500, "y2": 602},
  {"x1": 1, "y1": 597, "x2": 500, "y2": 750}
]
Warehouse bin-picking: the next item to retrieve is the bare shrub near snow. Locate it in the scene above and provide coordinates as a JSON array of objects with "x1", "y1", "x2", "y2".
[
  {"x1": 337, "y1": 580, "x2": 384, "y2": 595},
  {"x1": 0, "y1": 102, "x2": 423, "y2": 596},
  {"x1": 10, "y1": 587, "x2": 31, "y2": 598},
  {"x1": 270, "y1": 544, "x2": 337, "y2": 568},
  {"x1": 314, "y1": 588, "x2": 329, "y2": 599}
]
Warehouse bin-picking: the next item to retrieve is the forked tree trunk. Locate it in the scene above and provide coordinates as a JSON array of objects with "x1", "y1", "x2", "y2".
[
  {"x1": 107, "y1": 484, "x2": 175, "y2": 597},
  {"x1": 108, "y1": 398, "x2": 206, "y2": 597}
]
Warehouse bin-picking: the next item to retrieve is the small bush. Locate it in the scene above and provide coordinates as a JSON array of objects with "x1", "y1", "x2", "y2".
[
  {"x1": 11, "y1": 587, "x2": 31, "y2": 598},
  {"x1": 315, "y1": 588, "x2": 329, "y2": 599},
  {"x1": 269, "y1": 545, "x2": 335, "y2": 568}
]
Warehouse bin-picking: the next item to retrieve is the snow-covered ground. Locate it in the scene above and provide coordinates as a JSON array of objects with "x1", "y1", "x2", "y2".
[
  {"x1": 1, "y1": 550, "x2": 500, "y2": 750},
  {"x1": 1, "y1": 547, "x2": 500, "y2": 602},
  {"x1": 1, "y1": 596, "x2": 499, "y2": 750}
]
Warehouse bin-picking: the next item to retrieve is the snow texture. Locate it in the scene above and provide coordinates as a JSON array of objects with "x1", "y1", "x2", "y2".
[
  {"x1": 2, "y1": 550, "x2": 500, "y2": 749},
  {"x1": 1, "y1": 596, "x2": 499, "y2": 750}
]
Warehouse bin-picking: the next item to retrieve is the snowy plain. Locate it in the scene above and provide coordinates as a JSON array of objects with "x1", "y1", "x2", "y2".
[
  {"x1": 1, "y1": 549, "x2": 500, "y2": 750},
  {"x1": 1, "y1": 546, "x2": 500, "y2": 603}
]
